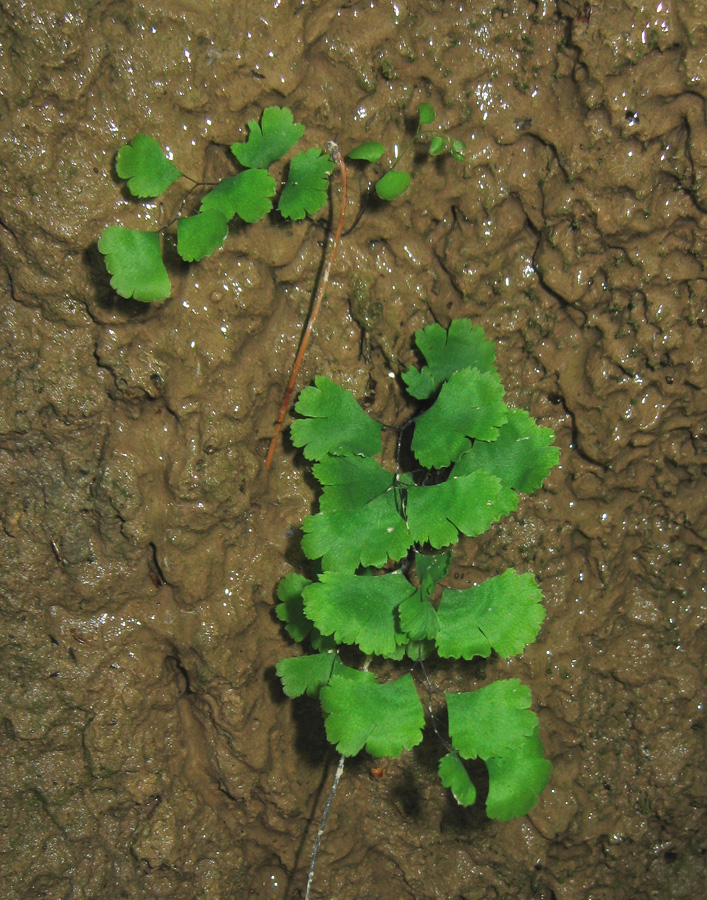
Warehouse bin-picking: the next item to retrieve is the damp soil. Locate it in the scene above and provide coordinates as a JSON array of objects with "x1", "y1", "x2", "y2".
[{"x1": 1, "y1": 1, "x2": 706, "y2": 898}]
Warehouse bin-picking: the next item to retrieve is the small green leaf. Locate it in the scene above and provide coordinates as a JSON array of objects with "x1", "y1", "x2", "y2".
[
  {"x1": 275, "y1": 573, "x2": 314, "y2": 643},
  {"x1": 398, "y1": 592, "x2": 439, "y2": 641},
  {"x1": 279, "y1": 148, "x2": 335, "y2": 220},
  {"x1": 301, "y1": 455, "x2": 410, "y2": 571},
  {"x1": 313, "y1": 455, "x2": 395, "y2": 513},
  {"x1": 177, "y1": 209, "x2": 228, "y2": 262},
  {"x1": 375, "y1": 170, "x2": 411, "y2": 200},
  {"x1": 411, "y1": 368, "x2": 508, "y2": 468},
  {"x1": 276, "y1": 651, "x2": 343, "y2": 698},
  {"x1": 447, "y1": 679, "x2": 540, "y2": 760},
  {"x1": 439, "y1": 612, "x2": 491, "y2": 660},
  {"x1": 402, "y1": 319, "x2": 497, "y2": 400},
  {"x1": 418, "y1": 103, "x2": 435, "y2": 125},
  {"x1": 450, "y1": 139, "x2": 466, "y2": 161},
  {"x1": 115, "y1": 134, "x2": 182, "y2": 198},
  {"x1": 304, "y1": 571, "x2": 415, "y2": 657},
  {"x1": 406, "y1": 471, "x2": 518, "y2": 549},
  {"x1": 439, "y1": 752, "x2": 476, "y2": 806},
  {"x1": 415, "y1": 550, "x2": 452, "y2": 600},
  {"x1": 349, "y1": 141, "x2": 386, "y2": 162},
  {"x1": 98, "y1": 226, "x2": 171, "y2": 302},
  {"x1": 453, "y1": 407, "x2": 560, "y2": 493},
  {"x1": 320, "y1": 671, "x2": 425, "y2": 757},
  {"x1": 436, "y1": 569, "x2": 545, "y2": 660},
  {"x1": 485, "y1": 731, "x2": 552, "y2": 821},
  {"x1": 291, "y1": 376, "x2": 382, "y2": 460},
  {"x1": 301, "y1": 492, "x2": 411, "y2": 572},
  {"x1": 200, "y1": 169, "x2": 276, "y2": 223},
  {"x1": 428, "y1": 135, "x2": 447, "y2": 156},
  {"x1": 405, "y1": 638, "x2": 435, "y2": 661},
  {"x1": 231, "y1": 106, "x2": 305, "y2": 169}
]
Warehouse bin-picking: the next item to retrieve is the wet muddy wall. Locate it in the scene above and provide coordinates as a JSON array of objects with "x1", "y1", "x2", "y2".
[{"x1": 1, "y1": 1, "x2": 705, "y2": 898}]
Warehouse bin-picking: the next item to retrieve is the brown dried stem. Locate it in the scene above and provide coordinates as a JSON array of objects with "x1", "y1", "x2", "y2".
[{"x1": 264, "y1": 143, "x2": 348, "y2": 469}]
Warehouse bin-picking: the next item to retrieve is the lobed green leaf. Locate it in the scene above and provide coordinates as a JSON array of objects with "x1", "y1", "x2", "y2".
[
  {"x1": 320, "y1": 671, "x2": 425, "y2": 757},
  {"x1": 275, "y1": 573, "x2": 314, "y2": 643},
  {"x1": 291, "y1": 376, "x2": 382, "y2": 460},
  {"x1": 231, "y1": 106, "x2": 304, "y2": 169},
  {"x1": 411, "y1": 367, "x2": 507, "y2": 468},
  {"x1": 306, "y1": 467, "x2": 404, "y2": 579},
  {"x1": 276, "y1": 651, "x2": 346, "y2": 698},
  {"x1": 485, "y1": 731, "x2": 552, "y2": 821},
  {"x1": 116, "y1": 134, "x2": 182, "y2": 198},
  {"x1": 275, "y1": 572, "x2": 336, "y2": 652},
  {"x1": 177, "y1": 209, "x2": 228, "y2": 262},
  {"x1": 436, "y1": 569, "x2": 545, "y2": 660},
  {"x1": 301, "y1": 490, "x2": 411, "y2": 572},
  {"x1": 312, "y1": 455, "x2": 395, "y2": 513},
  {"x1": 200, "y1": 169, "x2": 276, "y2": 223},
  {"x1": 398, "y1": 592, "x2": 439, "y2": 641},
  {"x1": 406, "y1": 470, "x2": 518, "y2": 549},
  {"x1": 446, "y1": 679, "x2": 540, "y2": 760},
  {"x1": 98, "y1": 226, "x2": 171, "y2": 302},
  {"x1": 303, "y1": 571, "x2": 414, "y2": 657},
  {"x1": 453, "y1": 407, "x2": 560, "y2": 493},
  {"x1": 402, "y1": 319, "x2": 497, "y2": 400},
  {"x1": 279, "y1": 148, "x2": 335, "y2": 220}
]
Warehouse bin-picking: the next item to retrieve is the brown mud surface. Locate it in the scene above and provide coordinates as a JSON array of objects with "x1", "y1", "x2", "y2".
[{"x1": 1, "y1": 1, "x2": 705, "y2": 898}]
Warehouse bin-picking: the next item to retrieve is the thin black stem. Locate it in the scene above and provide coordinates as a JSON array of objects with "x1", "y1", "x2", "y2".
[
  {"x1": 417, "y1": 654, "x2": 453, "y2": 754},
  {"x1": 158, "y1": 182, "x2": 204, "y2": 233}
]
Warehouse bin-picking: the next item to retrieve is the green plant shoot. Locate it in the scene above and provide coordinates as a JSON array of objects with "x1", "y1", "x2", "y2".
[
  {"x1": 276, "y1": 318, "x2": 559, "y2": 822},
  {"x1": 348, "y1": 102, "x2": 466, "y2": 200},
  {"x1": 99, "y1": 103, "x2": 463, "y2": 302},
  {"x1": 98, "y1": 107, "x2": 334, "y2": 302}
]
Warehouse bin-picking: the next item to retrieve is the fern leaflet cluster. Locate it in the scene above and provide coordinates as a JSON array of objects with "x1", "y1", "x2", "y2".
[{"x1": 276, "y1": 319, "x2": 559, "y2": 821}]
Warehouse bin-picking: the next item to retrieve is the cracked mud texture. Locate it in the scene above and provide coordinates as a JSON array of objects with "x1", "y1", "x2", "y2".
[{"x1": 1, "y1": 1, "x2": 705, "y2": 898}]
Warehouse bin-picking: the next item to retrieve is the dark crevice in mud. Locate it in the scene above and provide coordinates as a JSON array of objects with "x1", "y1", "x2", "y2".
[
  {"x1": 148, "y1": 541, "x2": 169, "y2": 588},
  {"x1": 564, "y1": 406, "x2": 608, "y2": 468},
  {"x1": 165, "y1": 654, "x2": 192, "y2": 695},
  {"x1": 532, "y1": 262, "x2": 590, "y2": 326},
  {"x1": 0, "y1": 214, "x2": 20, "y2": 249}
]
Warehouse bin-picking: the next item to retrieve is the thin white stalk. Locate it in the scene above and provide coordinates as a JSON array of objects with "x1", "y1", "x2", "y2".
[{"x1": 303, "y1": 753, "x2": 346, "y2": 900}]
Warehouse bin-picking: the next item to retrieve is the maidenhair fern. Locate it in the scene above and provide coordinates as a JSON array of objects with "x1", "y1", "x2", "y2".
[
  {"x1": 98, "y1": 107, "x2": 334, "y2": 301},
  {"x1": 276, "y1": 318, "x2": 559, "y2": 822},
  {"x1": 98, "y1": 104, "x2": 465, "y2": 302}
]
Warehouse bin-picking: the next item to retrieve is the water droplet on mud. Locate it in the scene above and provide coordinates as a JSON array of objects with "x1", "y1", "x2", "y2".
[{"x1": 249, "y1": 862, "x2": 288, "y2": 898}]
